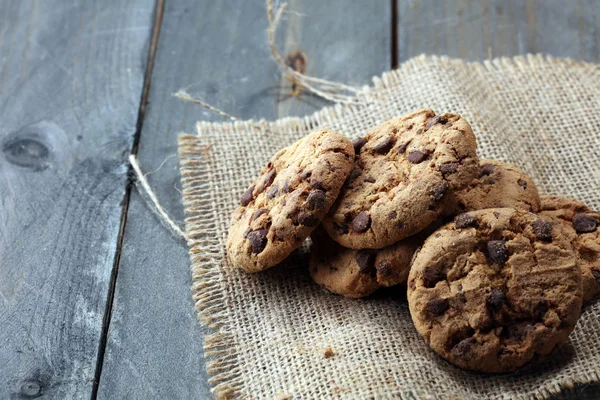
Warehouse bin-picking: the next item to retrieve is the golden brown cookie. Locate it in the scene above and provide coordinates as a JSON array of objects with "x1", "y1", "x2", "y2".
[
  {"x1": 408, "y1": 208, "x2": 582, "y2": 373},
  {"x1": 227, "y1": 129, "x2": 354, "y2": 272},
  {"x1": 539, "y1": 195, "x2": 600, "y2": 302},
  {"x1": 309, "y1": 229, "x2": 421, "y2": 298},
  {"x1": 444, "y1": 159, "x2": 541, "y2": 216},
  {"x1": 322, "y1": 109, "x2": 479, "y2": 249}
]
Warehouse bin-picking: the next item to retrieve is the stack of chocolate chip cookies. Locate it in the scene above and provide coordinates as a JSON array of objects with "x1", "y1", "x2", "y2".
[{"x1": 227, "y1": 109, "x2": 599, "y2": 373}]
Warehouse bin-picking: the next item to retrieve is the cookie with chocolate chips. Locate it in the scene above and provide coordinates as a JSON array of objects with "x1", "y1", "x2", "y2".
[
  {"x1": 323, "y1": 109, "x2": 479, "y2": 249},
  {"x1": 309, "y1": 228, "x2": 422, "y2": 298},
  {"x1": 227, "y1": 129, "x2": 354, "y2": 272},
  {"x1": 540, "y1": 195, "x2": 600, "y2": 302},
  {"x1": 444, "y1": 159, "x2": 541, "y2": 216},
  {"x1": 407, "y1": 208, "x2": 582, "y2": 373}
]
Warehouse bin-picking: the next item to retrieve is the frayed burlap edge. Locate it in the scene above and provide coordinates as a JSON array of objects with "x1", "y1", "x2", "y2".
[{"x1": 178, "y1": 54, "x2": 600, "y2": 400}]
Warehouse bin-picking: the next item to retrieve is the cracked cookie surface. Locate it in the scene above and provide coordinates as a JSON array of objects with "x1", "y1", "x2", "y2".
[
  {"x1": 540, "y1": 195, "x2": 600, "y2": 302},
  {"x1": 309, "y1": 228, "x2": 421, "y2": 298},
  {"x1": 444, "y1": 159, "x2": 541, "y2": 216},
  {"x1": 408, "y1": 208, "x2": 582, "y2": 373},
  {"x1": 323, "y1": 109, "x2": 479, "y2": 249},
  {"x1": 227, "y1": 129, "x2": 354, "y2": 272}
]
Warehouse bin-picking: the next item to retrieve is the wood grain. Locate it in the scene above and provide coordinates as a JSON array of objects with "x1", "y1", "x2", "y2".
[
  {"x1": 0, "y1": 0, "x2": 155, "y2": 398},
  {"x1": 96, "y1": 0, "x2": 390, "y2": 398},
  {"x1": 396, "y1": 0, "x2": 599, "y2": 62}
]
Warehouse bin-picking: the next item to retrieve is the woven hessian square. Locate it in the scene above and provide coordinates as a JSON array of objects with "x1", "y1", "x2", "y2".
[{"x1": 179, "y1": 55, "x2": 600, "y2": 399}]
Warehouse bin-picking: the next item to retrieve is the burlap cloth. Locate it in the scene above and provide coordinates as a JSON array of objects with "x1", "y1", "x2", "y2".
[{"x1": 178, "y1": 55, "x2": 600, "y2": 399}]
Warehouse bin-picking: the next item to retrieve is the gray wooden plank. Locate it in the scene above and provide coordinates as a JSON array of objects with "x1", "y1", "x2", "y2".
[
  {"x1": 0, "y1": 0, "x2": 155, "y2": 398},
  {"x1": 396, "y1": 1, "x2": 600, "y2": 398},
  {"x1": 97, "y1": 0, "x2": 390, "y2": 398},
  {"x1": 277, "y1": 0, "x2": 392, "y2": 116},
  {"x1": 397, "y1": 0, "x2": 599, "y2": 62}
]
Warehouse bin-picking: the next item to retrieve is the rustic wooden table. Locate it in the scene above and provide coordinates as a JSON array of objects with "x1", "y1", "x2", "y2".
[{"x1": 1, "y1": 1, "x2": 598, "y2": 398}]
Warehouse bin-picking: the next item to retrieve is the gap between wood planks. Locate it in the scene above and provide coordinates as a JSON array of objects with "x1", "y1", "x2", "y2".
[
  {"x1": 391, "y1": 0, "x2": 398, "y2": 69},
  {"x1": 91, "y1": 0, "x2": 166, "y2": 398}
]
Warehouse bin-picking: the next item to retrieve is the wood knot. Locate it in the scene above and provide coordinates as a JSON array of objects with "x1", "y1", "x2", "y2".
[
  {"x1": 285, "y1": 50, "x2": 307, "y2": 96},
  {"x1": 2, "y1": 123, "x2": 57, "y2": 171},
  {"x1": 19, "y1": 380, "x2": 41, "y2": 398}
]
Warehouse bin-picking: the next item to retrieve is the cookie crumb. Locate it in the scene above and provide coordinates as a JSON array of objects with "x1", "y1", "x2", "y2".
[{"x1": 323, "y1": 347, "x2": 334, "y2": 358}]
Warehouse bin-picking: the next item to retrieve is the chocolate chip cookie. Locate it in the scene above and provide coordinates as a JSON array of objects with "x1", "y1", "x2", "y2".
[
  {"x1": 444, "y1": 159, "x2": 541, "y2": 216},
  {"x1": 309, "y1": 228, "x2": 421, "y2": 298},
  {"x1": 408, "y1": 208, "x2": 582, "y2": 373},
  {"x1": 323, "y1": 109, "x2": 479, "y2": 249},
  {"x1": 227, "y1": 129, "x2": 354, "y2": 272},
  {"x1": 540, "y1": 195, "x2": 600, "y2": 302}
]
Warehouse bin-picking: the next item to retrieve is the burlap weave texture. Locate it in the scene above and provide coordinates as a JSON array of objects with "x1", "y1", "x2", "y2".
[{"x1": 179, "y1": 55, "x2": 600, "y2": 399}]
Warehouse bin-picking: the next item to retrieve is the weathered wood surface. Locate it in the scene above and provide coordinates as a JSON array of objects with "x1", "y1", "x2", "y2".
[
  {"x1": 2, "y1": 0, "x2": 599, "y2": 399},
  {"x1": 97, "y1": 0, "x2": 390, "y2": 398},
  {"x1": 396, "y1": 0, "x2": 600, "y2": 62},
  {"x1": 0, "y1": 0, "x2": 155, "y2": 398}
]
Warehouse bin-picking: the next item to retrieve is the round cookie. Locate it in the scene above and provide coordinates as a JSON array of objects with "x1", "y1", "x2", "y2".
[
  {"x1": 323, "y1": 109, "x2": 479, "y2": 249},
  {"x1": 309, "y1": 228, "x2": 421, "y2": 298},
  {"x1": 539, "y1": 195, "x2": 600, "y2": 302},
  {"x1": 408, "y1": 208, "x2": 582, "y2": 373},
  {"x1": 227, "y1": 129, "x2": 354, "y2": 272},
  {"x1": 444, "y1": 159, "x2": 541, "y2": 217}
]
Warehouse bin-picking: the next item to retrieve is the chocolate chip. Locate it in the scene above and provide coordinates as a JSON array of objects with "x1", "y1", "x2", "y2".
[
  {"x1": 457, "y1": 284, "x2": 463, "y2": 292},
  {"x1": 352, "y1": 211, "x2": 371, "y2": 233},
  {"x1": 364, "y1": 176, "x2": 376, "y2": 183},
  {"x1": 416, "y1": 128, "x2": 424, "y2": 135},
  {"x1": 407, "y1": 151, "x2": 427, "y2": 164},
  {"x1": 592, "y1": 269, "x2": 600, "y2": 281},
  {"x1": 300, "y1": 170, "x2": 311, "y2": 180},
  {"x1": 247, "y1": 229, "x2": 268, "y2": 253},
  {"x1": 430, "y1": 181, "x2": 449, "y2": 202},
  {"x1": 373, "y1": 137, "x2": 395, "y2": 154},
  {"x1": 298, "y1": 211, "x2": 318, "y2": 226},
  {"x1": 355, "y1": 251, "x2": 376, "y2": 276},
  {"x1": 376, "y1": 260, "x2": 392, "y2": 276},
  {"x1": 397, "y1": 142, "x2": 410, "y2": 154},
  {"x1": 267, "y1": 185, "x2": 279, "y2": 199},
  {"x1": 478, "y1": 164, "x2": 496, "y2": 177},
  {"x1": 310, "y1": 179, "x2": 326, "y2": 191},
  {"x1": 493, "y1": 211, "x2": 500, "y2": 219},
  {"x1": 455, "y1": 213, "x2": 477, "y2": 229},
  {"x1": 532, "y1": 219, "x2": 553, "y2": 241},
  {"x1": 486, "y1": 288, "x2": 506, "y2": 312},
  {"x1": 440, "y1": 162, "x2": 459, "y2": 174},
  {"x1": 487, "y1": 240, "x2": 509, "y2": 264},
  {"x1": 517, "y1": 178, "x2": 527, "y2": 189},
  {"x1": 426, "y1": 298, "x2": 449, "y2": 315},
  {"x1": 240, "y1": 186, "x2": 254, "y2": 206},
  {"x1": 347, "y1": 167, "x2": 362, "y2": 183},
  {"x1": 306, "y1": 189, "x2": 327, "y2": 210},
  {"x1": 451, "y1": 337, "x2": 476, "y2": 358},
  {"x1": 422, "y1": 267, "x2": 444, "y2": 288},
  {"x1": 388, "y1": 211, "x2": 397, "y2": 220},
  {"x1": 572, "y1": 213, "x2": 598, "y2": 233},
  {"x1": 396, "y1": 221, "x2": 405, "y2": 229},
  {"x1": 251, "y1": 208, "x2": 269, "y2": 221},
  {"x1": 426, "y1": 116, "x2": 440, "y2": 129},
  {"x1": 282, "y1": 179, "x2": 292, "y2": 193},
  {"x1": 409, "y1": 279, "x2": 416, "y2": 290},
  {"x1": 352, "y1": 137, "x2": 367, "y2": 153},
  {"x1": 260, "y1": 169, "x2": 276, "y2": 192}
]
